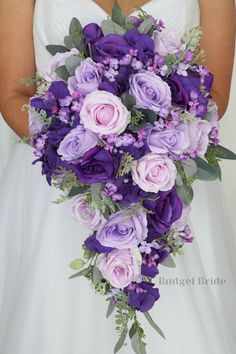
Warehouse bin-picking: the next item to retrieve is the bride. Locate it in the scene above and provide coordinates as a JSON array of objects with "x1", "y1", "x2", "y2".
[{"x1": 0, "y1": 0, "x2": 235, "y2": 353}]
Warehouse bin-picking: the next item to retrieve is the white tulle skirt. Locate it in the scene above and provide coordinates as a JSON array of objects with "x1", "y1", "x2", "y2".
[{"x1": 0, "y1": 142, "x2": 236, "y2": 354}]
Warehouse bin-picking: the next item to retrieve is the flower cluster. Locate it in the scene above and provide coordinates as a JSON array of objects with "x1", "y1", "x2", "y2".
[{"x1": 25, "y1": 7, "x2": 235, "y2": 354}]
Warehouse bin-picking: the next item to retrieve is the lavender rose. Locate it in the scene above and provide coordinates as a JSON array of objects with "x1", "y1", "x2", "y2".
[
  {"x1": 80, "y1": 90, "x2": 131, "y2": 136},
  {"x1": 129, "y1": 71, "x2": 172, "y2": 116},
  {"x1": 57, "y1": 125, "x2": 98, "y2": 162},
  {"x1": 97, "y1": 248, "x2": 142, "y2": 289},
  {"x1": 147, "y1": 124, "x2": 190, "y2": 155},
  {"x1": 68, "y1": 58, "x2": 101, "y2": 96},
  {"x1": 132, "y1": 153, "x2": 177, "y2": 193},
  {"x1": 71, "y1": 195, "x2": 104, "y2": 229},
  {"x1": 96, "y1": 209, "x2": 148, "y2": 249},
  {"x1": 46, "y1": 48, "x2": 79, "y2": 81},
  {"x1": 187, "y1": 119, "x2": 211, "y2": 157},
  {"x1": 153, "y1": 29, "x2": 184, "y2": 57},
  {"x1": 74, "y1": 146, "x2": 118, "y2": 183}
]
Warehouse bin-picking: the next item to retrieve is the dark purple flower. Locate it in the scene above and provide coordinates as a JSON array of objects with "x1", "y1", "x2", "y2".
[
  {"x1": 83, "y1": 23, "x2": 103, "y2": 45},
  {"x1": 124, "y1": 29, "x2": 154, "y2": 63},
  {"x1": 143, "y1": 189, "x2": 183, "y2": 235},
  {"x1": 74, "y1": 146, "x2": 118, "y2": 183},
  {"x1": 164, "y1": 76, "x2": 189, "y2": 107},
  {"x1": 84, "y1": 234, "x2": 114, "y2": 254},
  {"x1": 48, "y1": 81, "x2": 70, "y2": 100},
  {"x1": 126, "y1": 282, "x2": 160, "y2": 312},
  {"x1": 93, "y1": 34, "x2": 130, "y2": 62}
]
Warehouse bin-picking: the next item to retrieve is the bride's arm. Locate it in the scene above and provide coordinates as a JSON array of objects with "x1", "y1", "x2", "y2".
[
  {"x1": 199, "y1": 0, "x2": 235, "y2": 118},
  {"x1": 0, "y1": 0, "x2": 36, "y2": 138}
]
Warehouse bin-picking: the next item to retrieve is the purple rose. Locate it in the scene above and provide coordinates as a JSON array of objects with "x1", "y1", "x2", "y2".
[
  {"x1": 83, "y1": 23, "x2": 103, "y2": 45},
  {"x1": 126, "y1": 282, "x2": 160, "y2": 312},
  {"x1": 164, "y1": 76, "x2": 189, "y2": 107},
  {"x1": 124, "y1": 29, "x2": 154, "y2": 63},
  {"x1": 97, "y1": 248, "x2": 142, "y2": 288},
  {"x1": 74, "y1": 146, "x2": 118, "y2": 183},
  {"x1": 96, "y1": 209, "x2": 148, "y2": 249},
  {"x1": 147, "y1": 124, "x2": 190, "y2": 155},
  {"x1": 57, "y1": 124, "x2": 98, "y2": 162},
  {"x1": 143, "y1": 189, "x2": 183, "y2": 234},
  {"x1": 129, "y1": 71, "x2": 172, "y2": 115},
  {"x1": 68, "y1": 58, "x2": 101, "y2": 95},
  {"x1": 84, "y1": 234, "x2": 114, "y2": 254},
  {"x1": 93, "y1": 34, "x2": 130, "y2": 62}
]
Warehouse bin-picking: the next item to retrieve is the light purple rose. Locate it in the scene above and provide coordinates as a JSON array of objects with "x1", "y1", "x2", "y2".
[
  {"x1": 29, "y1": 109, "x2": 44, "y2": 135},
  {"x1": 68, "y1": 58, "x2": 101, "y2": 95},
  {"x1": 96, "y1": 209, "x2": 148, "y2": 249},
  {"x1": 71, "y1": 195, "x2": 104, "y2": 229},
  {"x1": 147, "y1": 124, "x2": 190, "y2": 155},
  {"x1": 57, "y1": 124, "x2": 98, "y2": 162},
  {"x1": 46, "y1": 48, "x2": 79, "y2": 81},
  {"x1": 132, "y1": 153, "x2": 177, "y2": 193},
  {"x1": 187, "y1": 119, "x2": 211, "y2": 157},
  {"x1": 153, "y1": 29, "x2": 184, "y2": 57},
  {"x1": 97, "y1": 248, "x2": 142, "y2": 289},
  {"x1": 129, "y1": 71, "x2": 172, "y2": 115},
  {"x1": 80, "y1": 90, "x2": 131, "y2": 136}
]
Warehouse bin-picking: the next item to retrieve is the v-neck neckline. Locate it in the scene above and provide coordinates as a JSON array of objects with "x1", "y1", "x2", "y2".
[{"x1": 91, "y1": 0, "x2": 153, "y2": 18}]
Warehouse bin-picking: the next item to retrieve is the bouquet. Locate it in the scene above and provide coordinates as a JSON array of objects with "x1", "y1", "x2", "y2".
[{"x1": 23, "y1": 3, "x2": 236, "y2": 353}]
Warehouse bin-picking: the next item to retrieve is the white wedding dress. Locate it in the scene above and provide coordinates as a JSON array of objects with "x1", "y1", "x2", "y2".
[{"x1": 0, "y1": 1, "x2": 236, "y2": 353}]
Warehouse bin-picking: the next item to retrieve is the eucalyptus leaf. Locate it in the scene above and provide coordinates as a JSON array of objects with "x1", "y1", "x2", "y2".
[
  {"x1": 131, "y1": 333, "x2": 146, "y2": 354},
  {"x1": 138, "y1": 17, "x2": 154, "y2": 34},
  {"x1": 143, "y1": 312, "x2": 166, "y2": 339},
  {"x1": 140, "y1": 109, "x2": 157, "y2": 124},
  {"x1": 176, "y1": 184, "x2": 194, "y2": 205},
  {"x1": 112, "y1": 1, "x2": 126, "y2": 26},
  {"x1": 91, "y1": 183, "x2": 103, "y2": 203},
  {"x1": 214, "y1": 144, "x2": 236, "y2": 160},
  {"x1": 65, "y1": 56, "x2": 82, "y2": 75},
  {"x1": 55, "y1": 66, "x2": 70, "y2": 81},
  {"x1": 69, "y1": 17, "x2": 83, "y2": 37},
  {"x1": 176, "y1": 173, "x2": 184, "y2": 187},
  {"x1": 101, "y1": 20, "x2": 126, "y2": 35},
  {"x1": 212, "y1": 163, "x2": 222, "y2": 181},
  {"x1": 114, "y1": 331, "x2": 127, "y2": 354},
  {"x1": 46, "y1": 44, "x2": 70, "y2": 56},
  {"x1": 93, "y1": 266, "x2": 103, "y2": 285},
  {"x1": 106, "y1": 299, "x2": 116, "y2": 319},
  {"x1": 129, "y1": 121, "x2": 148, "y2": 133},
  {"x1": 129, "y1": 323, "x2": 136, "y2": 339},
  {"x1": 64, "y1": 35, "x2": 74, "y2": 49},
  {"x1": 69, "y1": 259, "x2": 85, "y2": 270},
  {"x1": 69, "y1": 266, "x2": 92, "y2": 279},
  {"x1": 68, "y1": 185, "x2": 88, "y2": 198},
  {"x1": 122, "y1": 93, "x2": 136, "y2": 110},
  {"x1": 160, "y1": 255, "x2": 176, "y2": 268},
  {"x1": 194, "y1": 157, "x2": 218, "y2": 181},
  {"x1": 182, "y1": 159, "x2": 197, "y2": 177}
]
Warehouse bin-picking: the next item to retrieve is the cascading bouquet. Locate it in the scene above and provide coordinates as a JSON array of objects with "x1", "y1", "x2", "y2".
[{"x1": 23, "y1": 3, "x2": 236, "y2": 353}]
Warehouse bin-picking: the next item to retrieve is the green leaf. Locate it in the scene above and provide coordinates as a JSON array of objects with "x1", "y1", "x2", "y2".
[
  {"x1": 46, "y1": 45, "x2": 70, "y2": 56},
  {"x1": 212, "y1": 163, "x2": 222, "y2": 181},
  {"x1": 176, "y1": 173, "x2": 184, "y2": 187},
  {"x1": 214, "y1": 144, "x2": 236, "y2": 160},
  {"x1": 55, "y1": 65, "x2": 70, "y2": 81},
  {"x1": 194, "y1": 157, "x2": 218, "y2": 181},
  {"x1": 129, "y1": 121, "x2": 148, "y2": 133},
  {"x1": 140, "y1": 109, "x2": 157, "y2": 124},
  {"x1": 182, "y1": 159, "x2": 197, "y2": 177},
  {"x1": 101, "y1": 20, "x2": 126, "y2": 35},
  {"x1": 122, "y1": 93, "x2": 136, "y2": 110},
  {"x1": 129, "y1": 323, "x2": 136, "y2": 339},
  {"x1": 106, "y1": 299, "x2": 116, "y2": 319},
  {"x1": 91, "y1": 183, "x2": 103, "y2": 203},
  {"x1": 93, "y1": 266, "x2": 103, "y2": 286},
  {"x1": 160, "y1": 255, "x2": 176, "y2": 268},
  {"x1": 176, "y1": 184, "x2": 194, "y2": 205},
  {"x1": 64, "y1": 35, "x2": 75, "y2": 49},
  {"x1": 69, "y1": 259, "x2": 85, "y2": 270},
  {"x1": 69, "y1": 17, "x2": 83, "y2": 37},
  {"x1": 143, "y1": 312, "x2": 166, "y2": 339},
  {"x1": 69, "y1": 266, "x2": 92, "y2": 279},
  {"x1": 114, "y1": 331, "x2": 127, "y2": 353},
  {"x1": 112, "y1": 1, "x2": 126, "y2": 26},
  {"x1": 138, "y1": 17, "x2": 154, "y2": 34},
  {"x1": 68, "y1": 185, "x2": 88, "y2": 198},
  {"x1": 65, "y1": 56, "x2": 82, "y2": 75},
  {"x1": 131, "y1": 333, "x2": 146, "y2": 354}
]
